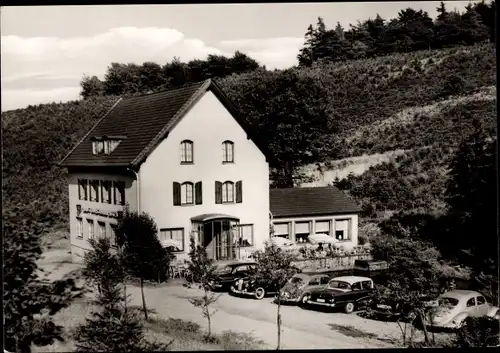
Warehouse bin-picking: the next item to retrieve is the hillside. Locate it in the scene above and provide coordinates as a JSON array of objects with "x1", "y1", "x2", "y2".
[
  {"x1": 2, "y1": 44, "x2": 496, "y2": 231},
  {"x1": 2, "y1": 96, "x2": 118, "y2": 228}
]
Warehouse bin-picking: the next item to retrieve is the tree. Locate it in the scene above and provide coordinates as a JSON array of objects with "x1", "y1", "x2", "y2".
[
  {"x1": 370, "y1": 233, "x2": 458, "y2": 346},
  {"x1": 103, "y1": 63, "x2": 141, "y2": 96},
  {"x1": 221, "y1": 69, "x2": 336, "y2": 187},
  {"x1": 460, "y1": 4, "x2": 490, "y2": 45},
  {"x1": 115, "y1": 207, "x2": 173, "y2": 320},
  {"x1": 3, "y1": 210, "x2": 82, "y2": 353},
  {"x1": 76, "y1": 237, "x2": 171, "y2": 352},
  {"x1": 251, "y1": 243, "x2": 299, "y2": 349},
  {"x1": 82, "y1": 237, "x2": 127, "y2": 310},
  {"x1": 80, "y1": 75, "x2": 105, "y2": 99},
  {"x1": 445, "y1": 122, "x2": 497, "y2": 273},
  {"x1": 186, "y1": 236, "x2": 220, "y2": 339},
  {"x1": 229, "y1": 51, "x2": 260, "y2": 74}
]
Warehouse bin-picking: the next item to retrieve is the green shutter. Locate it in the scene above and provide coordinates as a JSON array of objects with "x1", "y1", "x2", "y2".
[
  {"x1": 236, "y1": 180, "x2": 242, "y2": 203},
  {"x1": 173, "y1": 182, "x2": 181, "y2": 206}
]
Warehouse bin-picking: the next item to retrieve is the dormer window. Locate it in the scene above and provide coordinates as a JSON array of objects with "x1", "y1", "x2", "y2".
[{"x1": 92, "y1": 136, "x2": 125, "y2": 155}]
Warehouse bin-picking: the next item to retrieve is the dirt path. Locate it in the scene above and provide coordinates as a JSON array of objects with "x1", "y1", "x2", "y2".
[{"x1": 126, "y1": 282, "x2": 403, "y2": 349}]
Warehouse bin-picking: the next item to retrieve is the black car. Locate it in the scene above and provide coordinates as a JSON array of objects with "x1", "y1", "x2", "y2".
[
  {"x1": 230, "y1": 266, "x2": 302, "y2": 300},
  {"x1": 209, "y1": 261, "x2": 257, "y2": 291},
  {"x1": 230, "y1": 276, "x2": 277, "y2": 300},
  {"x1": 306, "y1": 276, "x2": 375, "y2": 313}
]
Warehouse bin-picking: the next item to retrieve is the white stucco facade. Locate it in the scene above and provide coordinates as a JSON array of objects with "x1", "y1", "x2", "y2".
[
  {"x1": 65, "y1": 86, "x2": 360, "y2": 264},
  {"x1": 138, "y1": 91, "x2": 270, "y2": 257},
  {"x1": 68, "y1": 171, "x2": 137, "y2": 262}
]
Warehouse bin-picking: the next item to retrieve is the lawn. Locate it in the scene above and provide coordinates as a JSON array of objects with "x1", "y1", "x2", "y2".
[{"x1": 32, "y1": 294, "x2": 265, "y2": 352}]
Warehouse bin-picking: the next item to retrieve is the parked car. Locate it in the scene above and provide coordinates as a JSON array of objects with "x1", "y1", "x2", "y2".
[
  {"x1": 306, "y1": 276, "x2": 375, "y2": 313},
  {"x1": 369, "y1": 293, "x2": 439, "y2": 322},
  {"x1": 230, "y1": 275, "x2": 277, "y2": 300},
  {"x1": 208, "y1": 261, "x2": 257, "y2": 291},
  {"x1": 275, "y1": 273, "x2": 331, "y2": 304},
  {"x1": 426, "y1": 290, "x2": 500, "y2": 329}
]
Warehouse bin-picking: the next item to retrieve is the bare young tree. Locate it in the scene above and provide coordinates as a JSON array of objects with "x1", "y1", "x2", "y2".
[
  {"x1": 251, "y1": 243, "x2": 299, "y2": 350},
  {"x1": 187, "y1": 236, "x2": 221, "y2": 340}
]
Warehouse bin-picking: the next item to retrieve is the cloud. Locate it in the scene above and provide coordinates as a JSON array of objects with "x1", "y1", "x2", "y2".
[
  {"x1": 219, "y1": 37, "x2": 303, "y2": 70},
  {"x1": 1, "y1": 87, "x2": 82, "y2": 111},
  {"x1": 1, "y1": 27, "x2": 302, "y2": 111}
]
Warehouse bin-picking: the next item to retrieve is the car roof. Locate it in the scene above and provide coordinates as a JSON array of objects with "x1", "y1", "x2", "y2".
[
  {"x1": 330, "y1": 276, "x2": 372, "y2": 284},
  {"x1": 440, "y1": 290, "x2": 484, "y2": 300},
  {"x1": 217, "y1": 260, "x2": 256, "y2": 267}
]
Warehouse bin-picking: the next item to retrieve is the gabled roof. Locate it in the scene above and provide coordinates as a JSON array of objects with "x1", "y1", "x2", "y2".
[
  {"x1": 59, "y1": 79, "x2": 270, "y2": 168},
  {"x1": 270, "y1": 186, "x2": 361, "y2": 218}
]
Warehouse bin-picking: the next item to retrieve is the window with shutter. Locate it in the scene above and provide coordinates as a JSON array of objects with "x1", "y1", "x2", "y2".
[
  {"x1": 181, "y1": 182, "x2": 194, "y2": 205},
  {"x1": 222, "y1": 181, "x2": 234, "y2": 203},
  {"x1": 215, "y1": 181, "x2": 222, "y2": 204},
  {"x1": 236, "y1": 181, "x2": 242, "y2": 203},
  {"x1": 195, "y1": 182, "x2": 202, "y2": 205},
  {"x1": 173, "y1": 182, "x2": 181, "y2": 206}
]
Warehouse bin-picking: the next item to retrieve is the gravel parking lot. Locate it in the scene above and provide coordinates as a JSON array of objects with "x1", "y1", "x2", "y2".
[{"x1": 126, "y1": 280, "x2": 406, "y2": 349}]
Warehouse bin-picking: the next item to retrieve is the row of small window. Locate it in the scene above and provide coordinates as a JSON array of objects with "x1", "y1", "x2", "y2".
[
  {"x1": 78, "y1": 179, "x2": 125, "y2": 205},
  {"x1": 172, "y1": 180, "x2": 243, "y2": 206},
  {"x1": 273, "y1": 219, "x2": 352, "y2": 243},
  {"x1": 76, "y1": 218, "x2": 118, "y2": 247},
  {"x1": 76, "y1": 217, "x2": 187, "y2": 253},
  {"x1": 180, "y1": 140, "x2": 234, "y2": 164}
]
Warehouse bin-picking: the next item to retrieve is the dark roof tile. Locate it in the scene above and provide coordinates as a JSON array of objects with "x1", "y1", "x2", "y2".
[
  {"x1": 60, "y1": 80, "x2": 270, "y2": 168},
  {"x1": 270, "y1": 186, "x2": 361, "y2": 218}
]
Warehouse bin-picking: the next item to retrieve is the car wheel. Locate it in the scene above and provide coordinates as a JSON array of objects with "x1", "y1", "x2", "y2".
[
  {"x1": 301, "y1": 293, "x2": 310, "y2": 305},
  {"x1": 254, "y1": 287, "x2": 266, "y2": 300},
  {"x1": 345, "y1": 302, "x2": 355, "y2": 314},
  {"x1": 455, "y1": 317, "x2": 467, "y2": 329}
]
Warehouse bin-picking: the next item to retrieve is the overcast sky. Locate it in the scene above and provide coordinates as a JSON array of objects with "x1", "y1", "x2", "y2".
[{"x1": 1, "y1": 2, "x2": 470, "y2": 111}]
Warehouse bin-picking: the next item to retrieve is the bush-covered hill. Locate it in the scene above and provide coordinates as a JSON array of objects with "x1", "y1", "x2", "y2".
[
  {"x1": 2, "y1": 97, "x2": 118, "y2": 227},
  {"x1": 2, "y1": 43, "x2": 496, "y2": 231}
]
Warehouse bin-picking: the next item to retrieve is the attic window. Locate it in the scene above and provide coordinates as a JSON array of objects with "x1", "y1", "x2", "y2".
[{"x1": 92, "y1": 136, "x2": 124, "y2": 155}]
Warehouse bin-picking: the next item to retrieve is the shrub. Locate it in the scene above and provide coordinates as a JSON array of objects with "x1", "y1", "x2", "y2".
[{"x1": 454, "y1": 316, "x2": 500, "y2": 348}]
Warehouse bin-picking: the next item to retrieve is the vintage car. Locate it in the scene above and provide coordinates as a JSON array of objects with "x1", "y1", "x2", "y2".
[
  {"x1": 275, "y1": 273, "x2": 331, "y2": 304},
  {"x1": 306, "y1": 276, "x2": 375, "y2": 313},
  {"x1": 426, "y1": 290, "x2": 500, "y2": 329},
  {"x1": 230, "y1": 266, "x2": 302, "y2": 300},
  {"x1": 208, "y1": 261, "x2": 257, "y2": 291}
]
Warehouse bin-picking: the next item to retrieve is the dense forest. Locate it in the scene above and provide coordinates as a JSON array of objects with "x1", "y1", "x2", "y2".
[{"x1": 2, "y1": 0, "x2": 497, "y2": 283}]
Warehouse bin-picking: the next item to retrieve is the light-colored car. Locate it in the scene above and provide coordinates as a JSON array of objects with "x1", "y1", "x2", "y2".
[
  {"x1": 275, "y1": 273, "x2": 331, "y2": 304},
  {"x1": 426, "y1": 290, "x2": 500, "y2": 329}
]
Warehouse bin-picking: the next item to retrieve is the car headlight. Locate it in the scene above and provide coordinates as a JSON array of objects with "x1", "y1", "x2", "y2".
[{"x1": 282, "y1": 292, "x2": 290, "y2": 298}]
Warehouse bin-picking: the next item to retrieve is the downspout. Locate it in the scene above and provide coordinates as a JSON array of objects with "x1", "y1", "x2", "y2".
[{"x1": 127, "y1": 167, "x2": 140, "y2": 213}]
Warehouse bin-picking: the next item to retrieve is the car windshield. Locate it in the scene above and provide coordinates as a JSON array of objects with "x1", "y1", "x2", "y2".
[
  {"x1": 328, "y1": 280, "x2": 351, "y2": 290},
  {"x1": 214, "y1": 265, "x2": 232, "y2": 274},
  {"x1": 289, "y1": 276, "x2": 306, "y2": 285},
  {"x1": 439, "y1": 297, "x2": 459, "y2": 307}
]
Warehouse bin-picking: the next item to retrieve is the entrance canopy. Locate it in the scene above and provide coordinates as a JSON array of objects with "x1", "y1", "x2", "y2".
[{"x1": 190, "y1": 213, "x2": 240, "y2": 222}]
